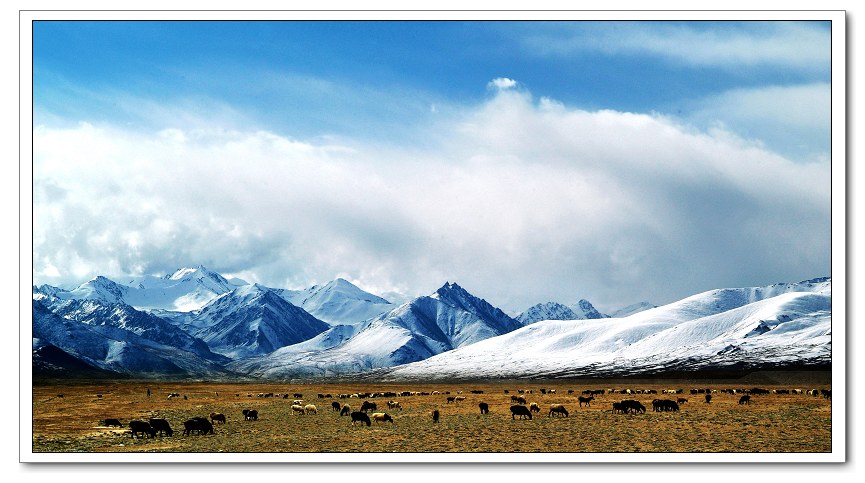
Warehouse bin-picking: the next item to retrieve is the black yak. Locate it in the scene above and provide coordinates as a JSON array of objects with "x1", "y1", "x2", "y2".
[
  {"x1": 510, "y1": 405, "x2": 533, "y2": 420},
  {"x1": 351, "y1": 411, "x2": 371, "y2": 426}
]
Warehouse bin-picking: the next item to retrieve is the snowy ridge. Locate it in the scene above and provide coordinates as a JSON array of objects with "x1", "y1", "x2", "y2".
[
  {"x1": 570, "y1": 299, "x2": 608, "y2": 320},
  {"x1": 32, "y1": 300, "x2": 230, "y2": 377},
  {"x1": 43, "y1": 265, "x2": 238, "y2": 312},
  {"x1": 32, "y1": 269, "x2": 832, "y2": 379},
  {"x1": 273, "y1": 278, "x2": 394, "y2": 325},
  {"x1": 121, "y1": 265, "x2": 238, "y2": 311},
  {"x1": 608, "y1": 302, "x2": 657, "y2": 318},
  {"x1": 187, "y1": 284, "x2": 330, "y2": 359},
  {"x1": 228, "y1": 282, "x2": 523, "y2": 377},
  {"x1": 517, "y1": 302, "x2": 579, "y2": 325},
  {"x1": 517, "y1": 300, "x2": 609, "y2": 325},
  {"x1": 380, "y1": 279, "x2": 832, "y2": 380}
]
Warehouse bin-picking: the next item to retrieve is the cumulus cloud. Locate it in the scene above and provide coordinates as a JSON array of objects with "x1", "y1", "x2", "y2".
[{"x1": 32, "y1": 88, "x2": 830, "y2": 312}]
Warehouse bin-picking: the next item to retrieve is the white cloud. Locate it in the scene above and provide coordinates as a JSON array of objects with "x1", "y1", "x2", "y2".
[
  {"x1": 488, "y1": 77, "x2": 518, "y2": 91},
  {"x1": 32, "y1": 88, "x2": 830, "y2": 312},
  {"x1": 522, "y1": 21, "x2": 830, "y2": 72},
  {"x1": 685, "y1": 83, "x2": 830, "y2": 162}
]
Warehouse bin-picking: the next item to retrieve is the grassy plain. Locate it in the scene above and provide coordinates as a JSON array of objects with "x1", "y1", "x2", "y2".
[{"x1": 30, "y1": 374, "x2": 832, "y2": 455}]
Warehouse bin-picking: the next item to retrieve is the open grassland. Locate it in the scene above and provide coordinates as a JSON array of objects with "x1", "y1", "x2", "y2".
[{"x1": 31, "y1": 376, "x2": 832, "y2": 454}]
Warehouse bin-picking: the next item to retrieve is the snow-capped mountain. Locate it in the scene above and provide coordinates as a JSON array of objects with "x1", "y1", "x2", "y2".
[
  {"x1": 32, "y1": 299, "x2": 231, "y2": 377},
  {"x1": 379, "y1": 278, "x2": 832, "y2": 380},
  {"x1": 33, "y1": 288, "x2": 227, "y2": 364},
  {"x1": 31, "y1": 267, "x2": 832, "y2": 380},
  {"x1": 228, "y1": 282, "x2": 523, "y2": 377},
  {"x1": 186, "y1": 284, "x2": 330, "y2": 359},
  {"x1": 570, "y1": 299, "x2": 609, "y2": 320},
  {"x1": 273, "y1": 278, "x2": 394, "y2": 325},
  {"x1": 517, "y1": 302, "x2": 580, "y2": 325},
  {"x1": 57, "y1": 276, "x2": 129, "y2": 305},
  {"x1": 41, "y1": 266, "x2": 238, "y2": 312},
  {"x1": 119, "y1": 265, "x2": 238, "y2": 311},
  {"x1": 517, "y1": 299, "x2": 609, "y2": 325}
]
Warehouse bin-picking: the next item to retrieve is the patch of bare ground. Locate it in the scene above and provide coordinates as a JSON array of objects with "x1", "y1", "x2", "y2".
[{"x1": 31, "y1": 376, "x2": 832, "y2": 454}]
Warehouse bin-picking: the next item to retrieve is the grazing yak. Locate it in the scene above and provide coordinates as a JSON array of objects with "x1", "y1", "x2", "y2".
[
  {"x1": 340, "y1": 405, "x2": 351, "y2": 416},
  {"x1": 210, "y1": 412, "x2": 226, "y2": 424},
  {"x1": 332, "y1": 401, "x2": 342, "y2": 412},
  {"x1": 361, "y1": 401, "x2": 377, "y2": 413},
  {"x1": 652, "y1": 399, "x2": 680, "y2": 412},
  {"x1": 102, "y1": 418, "x2": 123, "y2": 428},
  {"x1": 529, "y1": 402, "x2": 540, "y2": 413},
  {"x1": 578, "y1": 396, "x2": 594, "y2": 407},
  {"x1": 510, "y1": 395, "x2": 527, "y2": 404},
  {"x1": 148, "y1": 418, "x2": 173, "y2": 436},
  {"x1": 432, "y1": 409, "x2": 440, "y2": 423},
  {"x1": 612, "y1": 402, "x2": 626, "y2": 414},
  {"x1": 510, "y1": 405, "x2": 533, "y2": 420},
  {"x1": 242, "y1": 409, "x2": 258, "y2": 421},
  {"x1": 479, "y1": 402, "x2": 489, "y2": 414},
  {"x1": 351, "y1": 411, "x2": 372, "y2": 426},
  {"x1": 739, "y1": 395, "x2": 751, "y2": 405},
  {"x1": 371, "y1": 412, "x2": 394, "y2": 423},
  {"x1": 549, "y1": 404, "x2": 569, "y2": 417},
  {"x1": 129, "y1": 420, "x2": 156, "y2": 439},
  {"x1": 182, "y1": 417, "x2": 214, "y2": 436},
  {"x1": 620, "y1": 400, "x2": 646, "y2": 414}
]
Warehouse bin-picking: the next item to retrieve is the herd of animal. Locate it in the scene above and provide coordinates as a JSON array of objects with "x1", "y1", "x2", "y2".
[{"x1": 98, "y1": 385, "x2": 831, "y2": 439}]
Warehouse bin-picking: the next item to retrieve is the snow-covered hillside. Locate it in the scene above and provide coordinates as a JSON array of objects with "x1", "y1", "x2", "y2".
[
  {"x1": 32, "y1": 268, "x2": 832, "y2": 380},
  {"x1": 608, "y1": 301, "x2": 657, "y2": 318},
  {"x1": 42, "y1": 266, "x2": 238, "y2": 312},
  {"x1": 229, "y1": 282, "x2": 523, "y2": 377},
  {"x1": 272, "y1": 278, "x2": 394, "y2": 325},
  {"x1": 380, "y1": 278, "x2": 832, "y2": 380}
]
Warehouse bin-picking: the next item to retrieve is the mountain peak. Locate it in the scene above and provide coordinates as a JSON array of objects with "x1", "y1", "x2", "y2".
[
  {"x1": 517, "y1": 302, "x2": 580, "y2": 325},
  {"x1": 433, "y1": 281, "x2": 467, "y2": 298},
  {"x1": 231, "y1": 283, "x2": 270, "y2": 299},
  {"x1": 324, "y1": 278, "x2": 362, "y2": 293},
  {"x1": 165, "y1": 264, "x2": 228, "y2": 281},
  {"x1": 69, "y1": 276, "x2": 127, "y2": 304},
  {"x1": 572, "y1": 299, "x2": 608, "y2": 319}
]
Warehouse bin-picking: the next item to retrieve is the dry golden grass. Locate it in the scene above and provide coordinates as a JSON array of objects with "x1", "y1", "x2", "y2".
[{"x1": 31, "y1": 378, "x2": 832, "y2": 454}]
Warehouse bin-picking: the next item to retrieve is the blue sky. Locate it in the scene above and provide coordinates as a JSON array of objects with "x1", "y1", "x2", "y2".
[
  {"x1": 34, "y1": 21, "x2": 830, "y2": 153},
  {"x1": 31, "y1": 19, "x2": 835, "y2": 312}
]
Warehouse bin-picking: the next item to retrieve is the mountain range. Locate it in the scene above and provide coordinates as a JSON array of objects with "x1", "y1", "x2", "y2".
[{"x1": 31, "y1": 266, "x2": 831, "y2": 380}]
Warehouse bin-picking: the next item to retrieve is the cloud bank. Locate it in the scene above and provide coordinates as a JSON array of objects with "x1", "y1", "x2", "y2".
[
  {"x1": 32, "y1": 87, "x2": 830, "y2": 312},
  {"x1": 521, "y1": 21, "x2": 830, "y2": 72}
]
